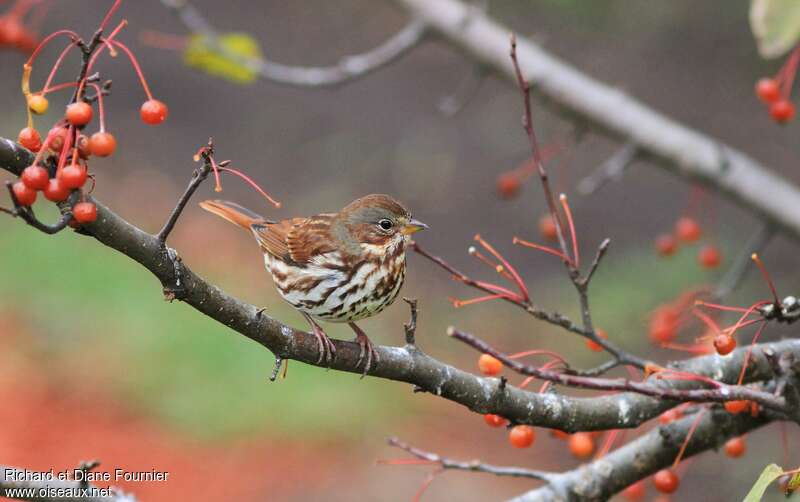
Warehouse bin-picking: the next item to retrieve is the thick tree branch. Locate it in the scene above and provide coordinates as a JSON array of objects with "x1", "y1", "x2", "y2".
[
  {"x1": 3, "y1": 137, "x2": 797, "y2": 433},
  {"x1": 393, "y1": 0, "x2": 800, "y2": 240},
  {"x1": 507, "y1": 409, "x2": 769, "y2": 502}
]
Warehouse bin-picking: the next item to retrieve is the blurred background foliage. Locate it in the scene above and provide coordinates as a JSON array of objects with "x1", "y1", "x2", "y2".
[{"x1": 0, "y1": 0, "x2": 797, "y2": 500}]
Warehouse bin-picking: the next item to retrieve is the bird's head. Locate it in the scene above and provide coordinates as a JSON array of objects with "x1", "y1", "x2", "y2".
[{"x1": 335, "y1": 194, "x2": 428, "y2": 254}]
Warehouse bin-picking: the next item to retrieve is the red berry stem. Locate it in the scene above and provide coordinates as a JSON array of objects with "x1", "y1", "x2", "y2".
[
  {"x1": 109, "y1": 39, "x2": 154, "y2": 100},
  {"x1": 85, "y1": 20, "x2": 127, "y2": 74},
  {"x1": 559, "y1": 194, "x2": 579, "y2": 268},
  {"x1": 24, "y1": 29, "x2": 79, "y2": 67},
  {"x1": 87, "y1": 82, "x2": 107, "y2": 132},
  {"x1": 750, "y1": 253, "x2": 780, "y2": 306},
  {"x1": 671, "y1": 407, "x2": 707, "y2": 468},
  {"x1": 780, "y1": 46, "x2": 800, "y2": 98},
  {"x1": 217, "y1": 166, "x2": 282, "y2": 208},
  {"x1": 41, "y1": 41, "x2": 78, "y2": 93},
  {"x1": 98, "y1": 0, "x2": 123, "y2": 32}
]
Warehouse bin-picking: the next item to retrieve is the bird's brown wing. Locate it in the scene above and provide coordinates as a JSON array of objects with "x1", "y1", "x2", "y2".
[{"x1": 253, "y1": 214, "x2": 337, "y2": 265}]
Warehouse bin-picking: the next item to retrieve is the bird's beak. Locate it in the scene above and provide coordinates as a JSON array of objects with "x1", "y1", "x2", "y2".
[{"x1": 401, "y1": 219, "x2": 429, "y2": 235}]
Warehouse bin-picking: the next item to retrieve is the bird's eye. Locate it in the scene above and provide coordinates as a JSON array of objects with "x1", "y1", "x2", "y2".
[{"x1": 378, "y1": 219, "x2": 393, "y2": 231}]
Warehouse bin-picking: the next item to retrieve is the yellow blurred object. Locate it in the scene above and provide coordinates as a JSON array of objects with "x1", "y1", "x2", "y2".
[{"x1": 183, "y1": 32, "x2": 262, "y2": 84}]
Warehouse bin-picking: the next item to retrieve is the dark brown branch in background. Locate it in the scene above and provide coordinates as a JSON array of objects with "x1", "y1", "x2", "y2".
[
  {"x1": 393, "y1": 0, "x2": 800, "y2": 241},
  {"x1": 387, "y1": 437, "x2": 555, "y2": 482},
  {"x1": 159, "y1": 0, "x2": 427, "y2": 88}
]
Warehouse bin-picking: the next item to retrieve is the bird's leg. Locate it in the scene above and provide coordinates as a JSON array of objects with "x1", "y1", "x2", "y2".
[
  {"x1": 348, "y1": 322, "x2": 379, "y2": 378},
  {"x1": 302, "y1": 312, "x2": 336, "y2": 367}
]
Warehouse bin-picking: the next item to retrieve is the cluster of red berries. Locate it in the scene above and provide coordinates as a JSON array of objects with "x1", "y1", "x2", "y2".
[
  {"x1": 754, "y1": 47, "x2": 800, "y2": 124},
  {"x1": 9, "y1": 2, "x2": 169, "y2": 227},
  {"x1": 654, "y1": 216, "x2": 722, "y2": 269},
  {"x1": 0, "y1": 0, "x2": 40, "y2": 55}
]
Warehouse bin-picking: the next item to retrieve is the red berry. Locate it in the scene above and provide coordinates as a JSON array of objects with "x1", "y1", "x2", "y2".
[
  {"x1": 713, "y1": 334, "x2": 736, "y2": 355},
  {"x1": 140, "y1": 99, "x2": 168, "y2": 125},
  {"x1": 89, "y1": 132, "x2": 117, "y2": 157},
  {"x1": 698, "y1": 245, "x2": 722, "y2": 268},
  {"x1": 770, "y1": 99, "x2": 795, "y2": 123},
  {"x1": 508, "y1": 425, "x2": 535, "y2": 448},
  {"x1": 65, "y1": 101, "x2": 93, "y2": 126},
  {"x1": 724, "y1": 400, "x2": 749, "y2": 414},
  {"x1": 724, "y1": 437, "x2": 746, "y2": 458},
  {"x1": 649, "y1": 308, "x2": 678, "y2": 344},
  {"x1": 21, "y1": 165, "x2": 49, "y2": 191},
  {"x1": 586, "y1": 328, "x2": 608, "y2": 352},
  {"x1": 478, "y1": 354, "x2": 503, "y2": 376},
  {"x1": 496, "y1": 173, "x2": 521, "y2": 199},
  {"x1": 622, "y1": 481, "x2": 646, "y2": 501},
  {"x1": 755, "y1": 78, "x2": 781, "y2": 103},
  {"x1": 18, "y1": 127, "x2": 42, "y2": 151},
  {"x1": 538, "y1": 215, "x2": 558, "y2": 242},
  {"x1": 653, "y1": 469, "x2": 680, "y2": 494},
  {"x1": 27, "y1": 94, "x2": 49, "y2": 115},
  {"x1": 11, "y1": 180, "x2": 36, "y2": 206},
  {"x1": 568, "y1": 432, "x2": 595, "y2": 459},
  {"x1": 72, "y1": 201, "x2": 97, "y2": 223},
  {"x1": 658, "y1": 408, "x2": 683, "y2": 425},
  {"x1": 43, "y1": 178, "x2": 70, "y2": 202},
  {"x1": 58, "y1": 164, "x2": 87, "y2": 189},
  {"x1": 674, "y1": 217, "x2": 701, "y2": 242},
  {"x1": 655, "y1": 234, "x2": 677, "y2": 257},
  {"x1": 483, "y1": 414, "x2": 507, "y2": 427}
]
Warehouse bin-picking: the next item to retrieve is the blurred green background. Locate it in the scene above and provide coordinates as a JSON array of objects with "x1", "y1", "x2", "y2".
[{"x1": 0, "y1": 1, "x2": 797, "y2": 500}]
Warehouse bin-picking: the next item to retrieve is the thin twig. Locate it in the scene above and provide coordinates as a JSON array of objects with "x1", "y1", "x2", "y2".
[{"x1": 577, "y1": 142, "x2": 638, "y2": 195}]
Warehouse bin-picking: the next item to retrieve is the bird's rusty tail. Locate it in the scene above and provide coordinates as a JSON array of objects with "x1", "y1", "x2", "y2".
[{"x1": 199, "y1": 200, "x2": 265, "y2": 230}]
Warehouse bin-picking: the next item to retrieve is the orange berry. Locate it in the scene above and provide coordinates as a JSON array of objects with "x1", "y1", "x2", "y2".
[
  {"x1": 755, "y1": 78, "x2": 780, "y2": 103},
  {"x1": 11, "y1": 180, "x2": 36, "y2": 206},
  {"x1": 586, "y1": 329, "x2": 608, "y2": 352},
  {"x1": 483, "y1": 414, "x2": 507, "y2": 427},
  {"x1": 478, "y1": 354, "x2": 503, "y2": 376},
  {"x1": 508, "y1": 425, "x2": 535, "y2": 448},
  {"x1": 140, "y1": 99, "x2": 168, "y2": 125},
  {"x1": 653, "y1": 469, "x2": 680, "y2": 494},
  {"x1": 649, "y1": 308, "x2": 678, "y2": 344},
  {"x1": 770, "y1": 99, "x2": 795, "y2": 123},
  {"x1": 65, "y1": 101, "x2": 93, "y2": 126},
  {"x1": 89, "y1": 132, "x2": 117, "y2": 157},
  {"x1": 568, "y1": 432, "x2": 595, "y2": 459},
  {"x1": 655, "y1": 234, "x2": 677, "y2": 257},
  {"x1": 713, "y1": 334, "x2": 736, "y2": 355},
  {"x1": 622, "y1": 480, "x2": 646, "y2": 501},
  {"x1": 724, "y1": 400, "x2": 749, "y2": 414},
  {"x1": 496, "y1": 173, "x2": 521, "y2": 199},
  {"x1": 698, "y1": 245, "x2": 722, "y2": 268},
  {"x1": 18, "y1": 127, "x2": 42, "y2": 151},
  {"x1": 724, "y1": 437, "x2": 746, "y2": 458},
  {"x1": 72, "y1": 201, "x2": 97, "y2": 223},
  {"x1": 674, "y1": 217, "x2": 701, "y2": 242},
  {"x1": 538, "y1": 214, "x2": 558, "y2": 242}
]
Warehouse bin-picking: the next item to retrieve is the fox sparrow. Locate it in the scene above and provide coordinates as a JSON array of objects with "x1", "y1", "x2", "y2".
[{"x1": 199, "y1": 194, "x2": 427, "y2": 375}]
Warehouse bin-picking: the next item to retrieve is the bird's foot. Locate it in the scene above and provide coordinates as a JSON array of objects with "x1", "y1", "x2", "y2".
[
  {"x1": 349, "y1": 322, "x2": 379, "y2": 378},
  {"x1": 305, "y1": 315, "x2": 336, "y2": 367}
]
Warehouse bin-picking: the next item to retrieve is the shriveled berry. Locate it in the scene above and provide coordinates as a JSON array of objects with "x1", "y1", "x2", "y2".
[
  {"x1": 43, "y1": 178, "x2": 70, "y2": 202},
  {"x1": 72, "y1": 201, "x2": 97, "y2": 223},
  {"x1": 89, "y1": 132, "x2": 116, "y2": 157},
  {"x1": 21, "y1": 165, "x2": 49, "y2": 191},
  {"x1": 508, "y1": 425, "x2": 535, "y2": 448},
  {"x1": 65, "y1": 101, "x2": 93, "y2": 126},
  {"x1": 47, "y1": 127, "x2": 68, "y2": 152},
  {"x1": 27, "y1": 94, "x2": 49, "y2": 114},
  {"x1": 76, "y1": 134, "x2": 91, "y2": 159},
  {"x1": 12, "y1": 180, "x2": 36, "y2": 206},
  {"x1": 18, "y1": 127, "x2": 42, "y2": 151},
  {"x1": 478, "y1": 354, "x2": 503, "y2": 376},
  {"x1": 140, "y1": 99, "x2": 168, "y2": 125},
  {"x1": 653, "y1": 469, "x2": 680, "y2": 494}
]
